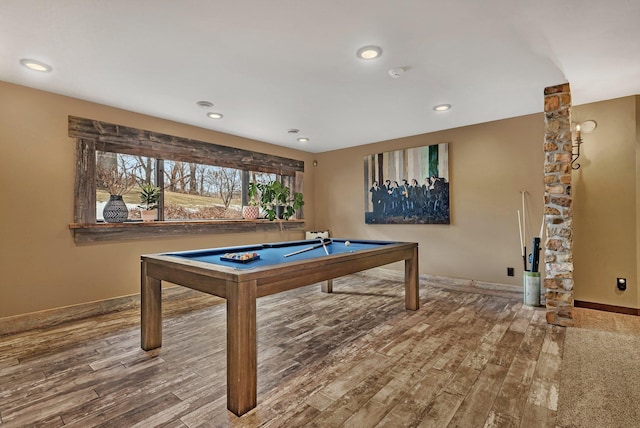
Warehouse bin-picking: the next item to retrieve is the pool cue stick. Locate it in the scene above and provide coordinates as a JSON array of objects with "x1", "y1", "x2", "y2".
[
  {"x1": 518, "y1": 210, "x2": 526, "y2": 271},
  {"x1": 532, "y1": 214, "x2": 544, "y2": 273},
  {"x1": 284, "y1": 238, "x2": 332, "y2": 258},
  {"x1": 521, "y1": 191, "x2": 526, "y2": 241},
  {"x1": 320, "y1": 238, "x2": 329, "y2": 255},
  {"x1": 521, "y1": 191, "x2": 528, "y2": 271},
  {"x1": 517, "y1": 210, "x2": 523, "y2": 252},
  {"x1": 521, "y1": 191, "x2": 526, "y2": 230},
  {"x1": 284, "y1": 243, "x2": 323, "y2": 257}
]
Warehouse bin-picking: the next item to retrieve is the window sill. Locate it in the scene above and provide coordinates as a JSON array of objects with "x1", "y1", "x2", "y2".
[{"x1": 69, "y1": 219, "x2": 305, "y2": 243}]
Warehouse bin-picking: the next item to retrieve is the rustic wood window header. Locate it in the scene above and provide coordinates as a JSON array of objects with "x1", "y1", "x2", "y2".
[
  {"x1": 69, "y1": 116, "x2": 304, "y2": 243},
  {"x1": 68, "y1": 116, "x2": 304, "y2": 175}
]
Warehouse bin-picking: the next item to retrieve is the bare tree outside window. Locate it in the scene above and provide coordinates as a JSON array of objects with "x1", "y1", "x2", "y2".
[
  {"x1": 95, "y1": 151, "x2": 283, "y2": 222},
  {"x1": 210, "y1": 167, "x2": 240, "y2": 208},
  {"x1": 163, "y1": 161, "x2": 242, "y2": 220}
]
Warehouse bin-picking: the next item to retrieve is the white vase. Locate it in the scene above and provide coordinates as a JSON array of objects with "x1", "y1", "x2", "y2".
[{"x1": 242, "y1": 206, "x2": 259, "y2": 219}]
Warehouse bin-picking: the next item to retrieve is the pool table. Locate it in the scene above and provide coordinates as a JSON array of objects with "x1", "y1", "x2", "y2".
[{"x1": 140, "y1": 238, "x2": 419, "y2": 416}]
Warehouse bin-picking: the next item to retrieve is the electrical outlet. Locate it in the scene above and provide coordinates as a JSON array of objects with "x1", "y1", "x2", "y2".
[
  {"x1": 507, "y1": 267, "x2": 514, "y2": 277},
  {"x1": 617, "y1": 278, "x2": 627, "y2": 291}
]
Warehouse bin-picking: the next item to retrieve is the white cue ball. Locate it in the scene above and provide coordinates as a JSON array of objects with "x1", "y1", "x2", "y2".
[{"x1": 345, "y1": 241, "x2": 350, "y2": 246}]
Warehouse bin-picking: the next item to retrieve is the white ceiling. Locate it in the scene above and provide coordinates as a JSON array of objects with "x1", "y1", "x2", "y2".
[{"x1": 2, "y1": 1, "x2": 639, "y2": 153}]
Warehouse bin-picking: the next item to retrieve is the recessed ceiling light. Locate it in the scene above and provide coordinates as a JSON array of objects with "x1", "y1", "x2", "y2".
[
  {"x1": 207, "y1": 112, "x2": 223, "y2": 119},
  {"x1": 287, "y1": 129, "x2": 300, "y2": 134},
  {"x1": 19, "y1": 58, "x2": 52, "y2": 72},
  {"x1": 433, "y1": 104, "x2": 451, "y2": 112},
  {"x1": 357, "y1": 46, "x2": 382, "y2": 60},
  {"x1": 197, "y1": 101, "x2": 214, "y2": 108},
  {"x1": 297, "y1": 137, "x2": 309, "y2": 143}
]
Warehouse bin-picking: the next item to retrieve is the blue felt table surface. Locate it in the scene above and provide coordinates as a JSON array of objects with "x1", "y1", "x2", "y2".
[{"x1": 165, "y1": 239, "x2": 395, "y2": 270}]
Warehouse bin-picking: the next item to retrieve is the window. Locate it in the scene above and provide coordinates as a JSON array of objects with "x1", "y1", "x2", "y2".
[
  {"x1": 93, "y1": 152, "x2": 283, "y2": 222},
  {"x1": 162, "y1": 161, "x2": 244, "y2": 221},
  {"x1": 69, "y1": 116, "x2": 305, "y2": 242},
  {"x1": 96, "y1": 152, "x2": 155, "y2": 221}
]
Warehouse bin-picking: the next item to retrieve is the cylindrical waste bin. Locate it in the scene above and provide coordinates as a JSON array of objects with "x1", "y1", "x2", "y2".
[{"x1": 523, "y1": 271, "x2": 541, "y2": 306}]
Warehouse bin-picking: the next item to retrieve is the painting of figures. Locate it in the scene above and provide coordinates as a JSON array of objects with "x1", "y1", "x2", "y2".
[{"x1": 364, "y1": 143, "x2": 449, "y2": 224}]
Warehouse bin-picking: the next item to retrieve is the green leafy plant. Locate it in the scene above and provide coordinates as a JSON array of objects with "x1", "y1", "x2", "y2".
[
  {"x1": 247, "y1": 182, "x2": 259, "y2": 206},
  {"x1": 254, "y1": 180, "x2": 304, "y2": 221},
  {"x1": 138, "y1": 183, "x2": 161, "y2": 210}
]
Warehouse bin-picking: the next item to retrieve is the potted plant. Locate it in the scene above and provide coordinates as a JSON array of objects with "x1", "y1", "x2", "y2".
[
  {"x1": 138, "y1": 183, "x2": 161, "y2": 222},
  {"x1": 242, "y1": 182, "x2": 260, "y2": 220},
  {"x1": 256, "y1": 180, "x2": 304, "y2": 221},
  {"x1": 97, "y1": 164, "x2": 137, "y2": 223}
]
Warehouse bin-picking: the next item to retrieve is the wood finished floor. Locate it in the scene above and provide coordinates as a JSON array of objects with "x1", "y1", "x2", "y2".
[{"x1": 0, "y1": 275, "x2": 563, "y2": 427}]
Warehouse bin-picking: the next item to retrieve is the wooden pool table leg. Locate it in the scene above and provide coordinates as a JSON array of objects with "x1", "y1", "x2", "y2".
[
  {"x1": 141, "y1": 261, "x2": 162, "y2": 350},
  {"x1": 226, "y1": 279, "x2": 258, "y2": 416},
  {"x1": 405, "y1": 247, "x2": 419, "y2": 310},
  {"x1": 321, "y1": 279, "x2": 333, "y2": 293}
]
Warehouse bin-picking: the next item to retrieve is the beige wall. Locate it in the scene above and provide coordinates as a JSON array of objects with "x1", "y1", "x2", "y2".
[
  {"x1": 314, "y1": 114, "x2": 546, "y2": 286},
  {"x1": 1, "y1": 79, "x2": 638, "y2": 320},
  {"x1": 637, "y1": 96, "x2": 640, "y2": 309},
  {"x1": 0, "y1": 82, "x2": 315, "y2": 318},
  {"x1": 573, "y1": 97, "x2": 639, "y2": 308}
]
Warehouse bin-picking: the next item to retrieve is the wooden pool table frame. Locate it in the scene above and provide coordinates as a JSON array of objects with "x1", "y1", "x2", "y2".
[{"x1": 140, "y1": 240, "x2": 419, "y2": 416}]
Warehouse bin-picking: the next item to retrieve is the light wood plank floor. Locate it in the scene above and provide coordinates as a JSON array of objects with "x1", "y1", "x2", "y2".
[{"x1": 0, "y1": 275, "x2": 563, "y2": 427}]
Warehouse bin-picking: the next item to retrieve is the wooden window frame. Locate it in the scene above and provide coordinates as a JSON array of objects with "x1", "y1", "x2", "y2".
[{"x1": 68, "y1": 116, "x2": 305, "y2": 243}]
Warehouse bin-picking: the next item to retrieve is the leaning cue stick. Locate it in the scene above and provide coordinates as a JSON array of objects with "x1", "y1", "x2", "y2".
[
  {"x1": 521, "y1": 191, "x2": 528, "y2": 271},
  {"x1": 518, "y1": 210, "x2": 526, "y2": 271},
  {"x1": 521, "y1": 191, "x2": 526, "y2": 239},
  {"x1": 284, "y1": 239, "x2": 332, "y2": 257},
  {"x1": 517, "y1": 210, "x2": 524, "y2": 253}
]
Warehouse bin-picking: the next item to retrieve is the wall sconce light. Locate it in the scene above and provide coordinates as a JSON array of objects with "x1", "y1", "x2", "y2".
[{"x1": 571, "y1": 120, "x2": 597, "y2": 170}]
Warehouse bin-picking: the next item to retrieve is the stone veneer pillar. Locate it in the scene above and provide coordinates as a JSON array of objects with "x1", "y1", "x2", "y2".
[{"x1": 543, "y1": 83, "x2": 574, "y2": 326}]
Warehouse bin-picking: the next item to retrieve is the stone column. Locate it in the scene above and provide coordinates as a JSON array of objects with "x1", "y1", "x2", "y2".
[{"x1": 543, "y1": 83, "x2": 574, "y2": 326}]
